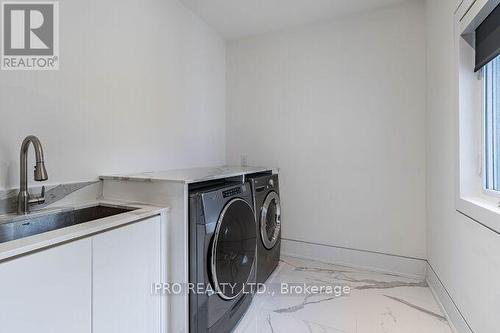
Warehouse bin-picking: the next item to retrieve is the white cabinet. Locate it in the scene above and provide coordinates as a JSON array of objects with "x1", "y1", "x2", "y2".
[
  {"x1": 92, "y1": 216, "x2": 162, "y2": 333},
  {"x1": 0, "y1": 238, "x2": 92, "y2": 333},
  {"x1": 0, "y1": 215, "x2": 163, "y2": 333}
]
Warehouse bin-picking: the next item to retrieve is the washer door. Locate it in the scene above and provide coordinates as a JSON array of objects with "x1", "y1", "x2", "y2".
[
  {"x1": 211, "y1": 198, "x2": 256, "y2": 300},
  {"x1": 260, "y1": 191, "x2": 281, "y2": 250}
]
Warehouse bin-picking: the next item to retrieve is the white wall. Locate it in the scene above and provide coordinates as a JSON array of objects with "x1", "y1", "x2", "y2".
[
  {"x1": 426, "y1": 0, "x2": 500, "y2": 332},
  {"x1": 0, "y1": 0, "x2": 226, "y2": 190},
  {"x1": 226, "y1": 1, "x2": 427, "y2": 259}
]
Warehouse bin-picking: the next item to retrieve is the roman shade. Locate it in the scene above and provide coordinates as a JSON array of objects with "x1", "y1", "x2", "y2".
[{"x1": 475, "y1": 3, "x2": 500, "y2": 72}]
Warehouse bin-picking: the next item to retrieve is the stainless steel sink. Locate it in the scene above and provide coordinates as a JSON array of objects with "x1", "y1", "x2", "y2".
[{"x1": 0, "y1": 205, "x2": 136, "y2": 244}]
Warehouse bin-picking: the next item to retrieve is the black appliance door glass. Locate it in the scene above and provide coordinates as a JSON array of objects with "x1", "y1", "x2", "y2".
[
  {"x1": 211, "y1": 198, "x2": 256, "y2": 300},
  {"x1": 260, "y1": 191, "x2": 281, "y2": 249}
]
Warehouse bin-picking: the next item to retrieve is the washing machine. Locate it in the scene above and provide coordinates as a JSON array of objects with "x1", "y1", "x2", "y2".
[
  {"x1": 189, "y1": 181, "x2": 257, "y2": 333},
  {"x1": 249, "y1": 174, "x2": 281, "y2": 284}
]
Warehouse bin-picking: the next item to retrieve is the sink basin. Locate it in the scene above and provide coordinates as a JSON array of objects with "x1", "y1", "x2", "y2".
[{"x1": 0, "y1": 205, "x2": 136, "y2": 244}]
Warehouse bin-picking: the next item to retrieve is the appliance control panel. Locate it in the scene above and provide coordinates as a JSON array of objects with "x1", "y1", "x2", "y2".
[{"x1": 223, "y1": 186, "x2": 242, "y2": 198}]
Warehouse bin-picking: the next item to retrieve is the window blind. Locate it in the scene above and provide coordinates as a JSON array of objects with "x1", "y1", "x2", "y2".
[{"x1": 475, "y1": 3, "x2": 500, "y2": 72}]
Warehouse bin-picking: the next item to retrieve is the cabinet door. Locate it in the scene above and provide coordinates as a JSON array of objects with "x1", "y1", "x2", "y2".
[
  {"x1": 0, "y1": 239, "x2": 92, "y2": 333},
  {"x1": 92, "y1": 216, "x2": 161, "y2": 333}
]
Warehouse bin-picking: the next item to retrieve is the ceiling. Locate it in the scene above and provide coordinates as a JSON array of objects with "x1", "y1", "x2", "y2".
[{"x1": 180, "y1": 0, "x2": 413, "y2": 40}]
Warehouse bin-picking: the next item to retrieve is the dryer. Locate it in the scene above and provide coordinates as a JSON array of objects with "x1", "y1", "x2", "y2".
[
  {"x1": 248, "y1": 174, "x2": 281, "y2": 284},
  {"x1": 189, "y1": 181, "x2": 256, "y2": 333}
]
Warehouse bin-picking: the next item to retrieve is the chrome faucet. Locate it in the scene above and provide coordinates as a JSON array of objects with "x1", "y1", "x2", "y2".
[{"x1": 17, "y1": 135, "x2": 48, "y2": 215}]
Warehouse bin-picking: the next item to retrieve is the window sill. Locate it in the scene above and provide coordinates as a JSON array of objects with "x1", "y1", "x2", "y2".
[{"x1": 456, "y1": 195, "x2": 500, "y2": 234}]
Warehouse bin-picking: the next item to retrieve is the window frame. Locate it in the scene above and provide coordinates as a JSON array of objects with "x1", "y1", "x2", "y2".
[{"x1": 455, "y1": 0, "x2": 500, "y2": 233}]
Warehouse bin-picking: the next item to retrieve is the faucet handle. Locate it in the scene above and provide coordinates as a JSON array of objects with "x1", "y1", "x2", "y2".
[{"x1": 28, "y1": 186, "x2": 46, "y2": 205}]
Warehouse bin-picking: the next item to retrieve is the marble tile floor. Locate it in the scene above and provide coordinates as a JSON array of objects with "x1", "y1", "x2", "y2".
[{"x1": 234, "y1": 256, "x2": 453, "y2": 333}]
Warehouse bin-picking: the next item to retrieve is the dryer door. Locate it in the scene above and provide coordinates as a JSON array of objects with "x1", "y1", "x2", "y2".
[
  {"x1": 211, "y1": 198, "x2": 256, "y2": 300},
  {"x1": 260, "y1": 191, "x2": 281, "y2": 250}
]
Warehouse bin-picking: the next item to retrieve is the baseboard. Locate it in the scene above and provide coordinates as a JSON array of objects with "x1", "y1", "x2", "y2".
[
  {"x1": 281, "y1": 238, "x2": 427, "y2": 279},
  {"x1": 426, "y1": 263, "x2": 474, "y2": 333},
  {"x1": 281, "y1": 239, "x2": 476, "y2": 332}
]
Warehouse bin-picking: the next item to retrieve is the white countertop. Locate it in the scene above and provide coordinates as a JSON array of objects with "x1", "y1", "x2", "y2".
[
  {"x1": 0, "y1": 200, "x2": 168, "y2": 262},
  {"x1": 100, "y1": 165, "x2": 276, "y2": 184}
]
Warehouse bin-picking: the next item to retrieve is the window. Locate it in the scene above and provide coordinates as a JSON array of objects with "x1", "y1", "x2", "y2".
[
  {"x1": 455, "y1": 0, "x2": 500, "y2": 233},
  {"x1": 484, "y1": 55, "x2": 500, "y2": 191}
]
